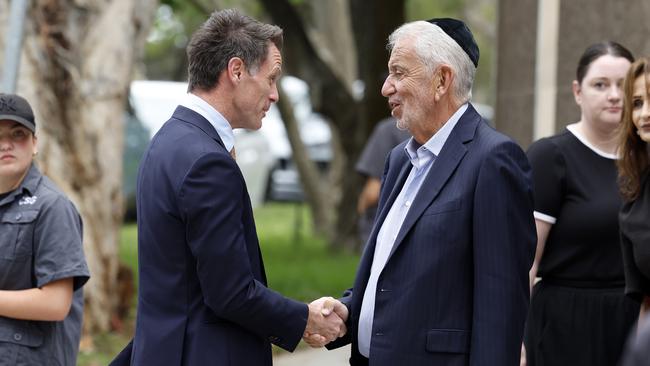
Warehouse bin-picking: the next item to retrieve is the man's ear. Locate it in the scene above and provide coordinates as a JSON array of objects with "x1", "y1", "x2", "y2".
[
  {"x1": 434, "y1": 65, "x2": 454, "y2": 101},
  {"x1": 227, "y1": 57, "x2": 245, "y2": 84}
]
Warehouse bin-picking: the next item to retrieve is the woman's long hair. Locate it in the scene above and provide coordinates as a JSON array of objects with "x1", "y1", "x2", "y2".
[{"x1": 618, "y1": 57, "x2": 650, "y2": 201}]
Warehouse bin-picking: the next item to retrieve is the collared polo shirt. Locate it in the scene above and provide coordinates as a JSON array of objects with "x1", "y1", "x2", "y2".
[{"x1": 0, "y1": 164, "x2": 89, "y2": 366}]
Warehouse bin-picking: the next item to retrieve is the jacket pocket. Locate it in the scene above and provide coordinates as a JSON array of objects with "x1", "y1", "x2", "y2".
[
  {"x1": 421, "y1": 199, "x2": 461, "y2": 216},
  {"x1": 0, "y1": 319, "x2": 44, "y2": 348},
  {"x1": 425, "y1": 329, "x2": 470, "y2": 354}
]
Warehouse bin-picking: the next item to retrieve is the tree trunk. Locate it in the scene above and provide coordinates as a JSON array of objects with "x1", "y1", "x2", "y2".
[
  {"x1": 350, "y1": 0, "x2": 405, "y2": 138},
  {"x1": 259, "y1": 0, "x2": 359, "y2": 249},
  {"x1": 261, "y1": 0, "x2": 405, "y2": 250},
  {"x1": 308, "y1": 0, "x2": 357, "y2": 94},
  {"x1": 342, "y1": 0, "x2": 405, "y2": 250},
  {"x1": 0, "y1": 0, "x2": 157, "y2": 333},
  {"x1": 275, "y1": 84, "x2": 333, "y2": 236}
]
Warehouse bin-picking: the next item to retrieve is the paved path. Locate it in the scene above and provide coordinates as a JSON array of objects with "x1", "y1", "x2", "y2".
[{"x1": 273, "y1": 345, "x2": 350, "y2": 366}]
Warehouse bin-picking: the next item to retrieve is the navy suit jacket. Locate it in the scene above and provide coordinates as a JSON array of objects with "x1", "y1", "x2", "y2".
[
  {"x1": 111, "y1": 106, "x2": 308, "y2": 365},
  {"x1": 331, "y1": 105, "x2": 536, "y2": 365}
]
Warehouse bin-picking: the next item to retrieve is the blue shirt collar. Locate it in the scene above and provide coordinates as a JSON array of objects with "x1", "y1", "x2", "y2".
[
  {"x1": 180, "y1": 93, "x2": 235, "y2": 151},
  {"x1": 404, "y1": 103, "x2": 468, "y2": 169}
]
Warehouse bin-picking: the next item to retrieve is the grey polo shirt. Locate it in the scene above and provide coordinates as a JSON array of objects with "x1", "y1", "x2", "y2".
[
  {"x1": 0, "y1": 164, "x2": 90, "y2": 366},
  {"x1": 355, "y1": 118, "x2": 411, "y2": 179},
  {"x1": 355, "y1": 118, "x2": 411, "y2": 243}
]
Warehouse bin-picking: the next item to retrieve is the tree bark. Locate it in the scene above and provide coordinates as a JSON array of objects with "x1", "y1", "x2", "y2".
[{"x1": 0, "y1": 0, "x2": 157, "y2": 332}]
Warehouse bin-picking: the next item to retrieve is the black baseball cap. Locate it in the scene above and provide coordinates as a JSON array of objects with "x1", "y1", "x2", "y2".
[
  {"x1": 0, "y1": 93, "x2": 36, "y2": 133},
  {"x1": 426, "y1": 18, "x2": 479, "y2": 68}
]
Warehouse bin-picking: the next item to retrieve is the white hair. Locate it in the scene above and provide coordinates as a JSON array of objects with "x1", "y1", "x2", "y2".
[{"x1": 387, "y1": 21, "x2": 475, "y2": 104}]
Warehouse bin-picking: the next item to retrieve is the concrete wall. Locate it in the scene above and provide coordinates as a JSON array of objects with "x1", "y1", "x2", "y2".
[
  {"x1": 555, "y1": 0, "x2": 650, "y2": 130},
  {"x1": 494, "y1": 0, "x2": 538, "y2": 147},
  {"x1": 495, "y1": 0, "x2": 650, "y2": 149}
]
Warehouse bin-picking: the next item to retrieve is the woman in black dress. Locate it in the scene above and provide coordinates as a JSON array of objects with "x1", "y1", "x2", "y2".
[
  {"x1": 618, "y1": 57, "x2": 650, "y2": 320},
  {"x1": 524, "y1": 42, "x2": 639, "y2": 366}
]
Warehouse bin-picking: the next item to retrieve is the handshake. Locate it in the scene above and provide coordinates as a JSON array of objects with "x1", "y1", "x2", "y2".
[{"x1": 303, "y1": 296, "x2": 348, "y2": 348}]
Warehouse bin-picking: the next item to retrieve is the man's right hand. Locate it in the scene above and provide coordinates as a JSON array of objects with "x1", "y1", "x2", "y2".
[{"x1": 303, "y1": 297, "x2": 348, "y2": 347}]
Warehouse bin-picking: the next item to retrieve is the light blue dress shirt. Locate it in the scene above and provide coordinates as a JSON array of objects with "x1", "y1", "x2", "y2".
[
  {"x1": 357, "y1": 104, "x2": 468, "y2": 358},
  {"x1": 180, "y1": 93, "x2": 235, "y2": 152}
]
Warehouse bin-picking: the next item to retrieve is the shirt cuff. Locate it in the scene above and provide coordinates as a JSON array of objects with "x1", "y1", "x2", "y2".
[{"x1": 533, "y1": 211, "x2": 556, "y2": 224}]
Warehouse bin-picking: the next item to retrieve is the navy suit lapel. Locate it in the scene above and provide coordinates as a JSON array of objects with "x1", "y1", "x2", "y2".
[
  {"x1": 352, "y1": 146, "x2": 411, "y2": 312},
  {"x1": 387, "y1": 106, "x2": 481, "y2": 259},
  {"x1": 352, "y1": 105, "x2": 483, "y2": 320},
  {"x1": 372, "y1": 158, "x2": 412, "y2": 242},
  {"x1": 172, "y1": 105, "x2": 228, "y2": 151}
]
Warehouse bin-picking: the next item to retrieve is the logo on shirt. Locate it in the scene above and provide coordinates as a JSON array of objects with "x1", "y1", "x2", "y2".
[{"x1": 19, "y1": 195, "x2": 37, "y2": 205}]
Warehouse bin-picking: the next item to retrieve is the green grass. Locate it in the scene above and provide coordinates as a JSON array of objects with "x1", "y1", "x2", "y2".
[
  {"x1": 256, "y1": 203, "x2": 359, "y2": 301},
  {"x1": 119, "y1": 202, "x2": 359, "y2": 300},
  {"x1": 119, "y1": 224, "x2": 138, "y2": 279},
  {"x1": 77, "y1": 332, "x2": 131, "y2": 366},
  {"x1": 78, "y1": 202, "x2": 360, "y2": 364}
]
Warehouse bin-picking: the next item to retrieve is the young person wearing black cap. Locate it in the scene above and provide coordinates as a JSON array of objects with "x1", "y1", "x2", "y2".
[
  {"x1": 0, "y1": 93, "x2": 89, "y2": 365},
  {"x1": 311, "y1": 18, "x2": 536, "y2": 365}
]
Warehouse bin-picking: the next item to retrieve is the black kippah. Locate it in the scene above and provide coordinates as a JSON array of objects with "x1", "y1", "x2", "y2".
[{"x1": 426, "y1": 18, "x2": 479, "y2": 68}]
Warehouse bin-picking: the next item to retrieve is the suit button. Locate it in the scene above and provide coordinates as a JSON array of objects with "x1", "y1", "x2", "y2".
[
  {"x1": 375, "y1": 332, "x2": 384, "y2": 336},
  {"x1": 13, "y1": 333, "x2": 22, "y2": 341},
  {"x1": 379, "y1": 288, "x2": 391, "y2": 292}
]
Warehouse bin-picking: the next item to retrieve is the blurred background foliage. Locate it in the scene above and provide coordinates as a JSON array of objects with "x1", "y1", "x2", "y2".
[{"x1": 142, "y1": 0, "x2": 495, "y2": 105}]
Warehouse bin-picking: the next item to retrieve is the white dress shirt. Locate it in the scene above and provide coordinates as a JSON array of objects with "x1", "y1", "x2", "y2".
[{"x1": 180, "y1": 93, "x2": 235, "y2": 152}]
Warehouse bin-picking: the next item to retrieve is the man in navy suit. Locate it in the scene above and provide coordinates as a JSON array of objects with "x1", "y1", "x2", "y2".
[
  {"x1": 111, "y1": 9, "x2": 346, "y2": 366},
  {"x1": 310, "y1": 18, "x2": 536, "y2": 365}
]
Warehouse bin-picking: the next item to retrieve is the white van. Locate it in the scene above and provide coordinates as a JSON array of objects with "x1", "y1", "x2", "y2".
[
  {"x1": 127, "y1": 77, "x2": 334, "y2": 205},
  {"x1": 127, "y1": 80, "x2": 275, "y2": 208}
]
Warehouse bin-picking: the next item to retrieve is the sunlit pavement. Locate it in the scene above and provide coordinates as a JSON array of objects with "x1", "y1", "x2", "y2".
[{"x1": 273, "y1": 344, "x2": 350, "y2": 366}]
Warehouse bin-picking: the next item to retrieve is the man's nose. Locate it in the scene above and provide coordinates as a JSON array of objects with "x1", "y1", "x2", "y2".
[
  {"x1": 270, "y1": 83, "x2": 279, "y2": 103},
  {"x1": 381, "y1": 77, "x2": 394, "y2": 97}
]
